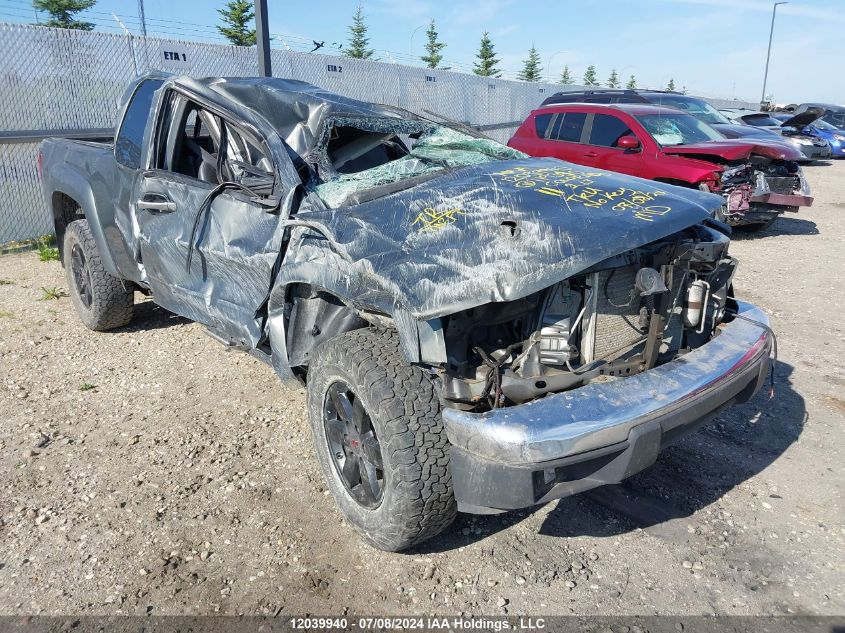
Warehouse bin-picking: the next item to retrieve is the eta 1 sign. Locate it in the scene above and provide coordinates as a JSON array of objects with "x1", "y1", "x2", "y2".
[{"x1": 158, "y1": 43, "x2": 191, "y2": 70}]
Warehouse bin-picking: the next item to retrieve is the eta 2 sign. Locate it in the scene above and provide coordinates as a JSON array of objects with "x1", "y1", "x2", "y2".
[{"x1": 158, "y1": 43, "x2": 191, "y2": 70}]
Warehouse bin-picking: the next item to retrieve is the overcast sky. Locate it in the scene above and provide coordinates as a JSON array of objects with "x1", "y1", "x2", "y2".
[{"x1": 1, "y1": 0, "x2": 842, "y2": 104}]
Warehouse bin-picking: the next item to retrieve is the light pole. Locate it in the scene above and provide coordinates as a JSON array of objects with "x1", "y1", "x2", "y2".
[
  {"x1": 761, "y1": 1, "x2": 788, "y2": 106},
  {"x1": 545, "y1": 51, "x2": 568, "y2": 82},
  {"x1": 410, "y1": 24, "x2": 426, "y2": 62},
  {"x1": 137, "y1": 0, "x2": 147, "y2": 36}
]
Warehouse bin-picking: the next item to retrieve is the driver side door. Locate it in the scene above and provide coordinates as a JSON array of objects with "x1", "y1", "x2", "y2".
[
  {"x1": 582, "y1": 113, "x2": 645, "y2": 177},
  {"x1": 134, "y1": 92, "x2": 285, "y2": 347}
]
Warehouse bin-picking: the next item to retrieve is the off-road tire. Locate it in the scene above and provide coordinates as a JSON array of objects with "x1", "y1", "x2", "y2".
[
  {"x1": 63, "y1": 219, "x2": 134, "y2": 331},
  {"x1": 307, "y1": 328, "x2": 457, "y2": 551}
]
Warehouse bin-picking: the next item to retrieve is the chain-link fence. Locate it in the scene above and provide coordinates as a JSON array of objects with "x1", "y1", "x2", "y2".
[{"x1": 0, "y1": 22, "x2": 758, "y2": 245}]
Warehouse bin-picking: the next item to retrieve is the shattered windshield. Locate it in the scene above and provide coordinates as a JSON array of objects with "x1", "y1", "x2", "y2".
[
  {"x1": 313, "y1": 120, "x2": 526, "y2": 207},
  {"x1": 636, "y1": 113, "x2": 724, "y2": 147}
]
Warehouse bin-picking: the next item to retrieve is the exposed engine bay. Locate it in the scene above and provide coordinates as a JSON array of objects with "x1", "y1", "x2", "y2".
[
  {"x1": 441, "y1": 224, "x2": 737, "y2": 411},
  {"x1": 717, "y1": 156, "x2": 811, "y2": 226}
]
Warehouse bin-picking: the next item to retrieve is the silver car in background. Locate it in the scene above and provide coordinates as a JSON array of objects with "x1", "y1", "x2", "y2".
[{"x1": 720, "y1": 108, "x2": 831, "y2": 161}]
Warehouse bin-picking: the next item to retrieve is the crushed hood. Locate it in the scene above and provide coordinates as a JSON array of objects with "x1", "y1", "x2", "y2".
[
  {"x1": 779, "y1": 107, "x2": 825, "y2": 129},
  {"x1": 663, "y1": 140, "x2": 803, "y2": 162},
  {"x1": 284, "y1": 158, "x2": 725, "y2": 320}
]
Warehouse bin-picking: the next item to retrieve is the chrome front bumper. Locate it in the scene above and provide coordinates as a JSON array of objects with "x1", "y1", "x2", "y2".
[{"x1": 443, "y1": 301, "x2": 773, "y2": 513}]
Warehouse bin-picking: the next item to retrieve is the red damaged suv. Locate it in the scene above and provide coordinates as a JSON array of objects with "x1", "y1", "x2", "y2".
[{"x1": 508, "y1": 103, "x2": 813, "y2": 230}]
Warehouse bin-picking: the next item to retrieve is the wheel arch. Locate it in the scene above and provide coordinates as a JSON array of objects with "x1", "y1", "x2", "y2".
[
  {"x1": 47, "y1": 168, "x2": 118, "y2": 275},
  {"x1": 266, "y1": 281, "x2": 374, "y2": 388},
  {"x1": 51, "y1": 191, "x2": 84, "y2": 262}
]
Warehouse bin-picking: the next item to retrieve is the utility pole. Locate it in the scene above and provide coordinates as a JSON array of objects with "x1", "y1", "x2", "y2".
[
  {"x1": 255, "y1": 0, "x2": 271, "y2": 77},
  {"x1": 137, "y1": 0, "x2": 147, "y2": 36},
  {"x1": 761, "y1": 1, "x2": 787, "y2": 106}
]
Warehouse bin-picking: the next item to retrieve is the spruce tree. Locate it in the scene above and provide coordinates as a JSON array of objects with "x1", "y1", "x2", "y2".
[
  {"x1": 626, "y1": 74, "x2": 637, "y2": 89},
  {"x1": 346, "y1": 4, "x2": 373, "y2": 59},
  {"x1": 217, "y1": 0, "x2": 256, "y2": 46},
  {"x1": 559, "y1": 65, "x2": 572, "y2": 85},
  {"x1": 583, "y1": 65, "x2": 598, "y2": 86},
  {"x1": 473, "y1": 31, "x2": 501, "y2": 78},
  {"x1": 33, "y1": 0, "x2": 96, "y2": 30},
  {"x1": 607, "y1": 68, "x2": 620, "y2": 88},
  {"x1": 517, "y1": 45, "x2": 542, "y2": 82},
  {"x1": 421, "y1": 19, "x2": 445, "y2": 68}
]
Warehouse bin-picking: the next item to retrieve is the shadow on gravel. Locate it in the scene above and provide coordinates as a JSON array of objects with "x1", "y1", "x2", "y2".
[
  {"x1": 116, "y1": 300, "x2": 189, "y2": 333},
  {"x1": 413, "y1": 362, "x2": 805, "y2": 553},
  {"x1": 539, "y1": 362, "x2": 805, "y2": 539},
  {"x1": 803, "y1": 160, "x2": 833, "y2": 167},
  {"x1": 733, "y1": 217, "x2": 819, "y2": 240}
]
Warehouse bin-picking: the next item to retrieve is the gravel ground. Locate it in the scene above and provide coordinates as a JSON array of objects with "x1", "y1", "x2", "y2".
[{"x1": 0, "y1": 161, "x2": 843, "y2": 618}]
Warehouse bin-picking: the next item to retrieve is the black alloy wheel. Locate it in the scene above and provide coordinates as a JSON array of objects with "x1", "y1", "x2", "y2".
[
  {"x1": 70, "y1": 243, "x2": 93, "y2": 308},
  {"x1": 323, "y1": 380, "x2": 385, "y2": 508}
]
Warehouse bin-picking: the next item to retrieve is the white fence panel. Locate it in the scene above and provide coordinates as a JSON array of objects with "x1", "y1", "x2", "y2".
[{"x1": 0, "y1": 22, "x2": 760, "y2": 244}]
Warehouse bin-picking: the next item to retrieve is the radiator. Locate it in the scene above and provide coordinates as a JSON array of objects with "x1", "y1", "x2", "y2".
[
  {"x1": 765, "y1": 176, "x2": 799, "y2": 195},
  {"x1": 582, "y1": 266, "x2": 686, "y2": 363},
  {"x1": 582, "y1": 267, "x2": 644, "y2": 363}
]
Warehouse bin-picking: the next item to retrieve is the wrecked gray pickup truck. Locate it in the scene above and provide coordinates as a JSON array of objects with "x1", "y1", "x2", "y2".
[{"x1": 40, "y1": 74, "x2": 774, "y2": 551}]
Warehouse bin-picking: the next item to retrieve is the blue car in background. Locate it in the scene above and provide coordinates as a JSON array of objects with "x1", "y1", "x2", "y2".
[
  {"x1": 773, "y1": 114, "x2": 845, "y2": 158},
  {"x1": 803, "y1": 120, "x2": 845, "y2": 158}
]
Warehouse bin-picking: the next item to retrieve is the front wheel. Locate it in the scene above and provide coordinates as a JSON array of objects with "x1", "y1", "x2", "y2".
[{"x1": 306, "y1": 328, "x2": 456, "y2": 551}]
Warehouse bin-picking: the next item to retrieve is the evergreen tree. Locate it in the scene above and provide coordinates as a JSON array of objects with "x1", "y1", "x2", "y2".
[
  {"x1": 559, "y1": 65, "x2": 572, "y2": 84},
  {"x1": 473, "y1": 31, "x2": 501, "y2": 77},
  {"x1": 33, "y1": 0, "x2": 96, "y2": 30},
  {"x1": 667, "y1": 78, "x2": 676, "y2": 91},
  {"x1": 626, "y1": 74, "x2": 637, "y2": 89},
  {"x1": 346, "y1": 4, "x2": 373, "y2": 59},
  {"x1": 216, "y1": 0, "x2": 255, "y2": 46},
  {"x1": 421, "y1": 19, "x2": 445, "y2": 68},
  {"x1": 583, "y1": 65, "x2": 598, "y2": 86},
  {"x1": 517, "y1": 45, "x2": 542, "y2": 82},
  {"x1": 607, "y1": 68, "x2": 620, "y2": 88}
]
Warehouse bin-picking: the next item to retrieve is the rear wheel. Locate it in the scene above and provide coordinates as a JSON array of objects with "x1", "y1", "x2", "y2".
[
  {"x1": 63, "y1": 219, "x2": 134, "y2": 331},
  {"x1": 307, "y1": 328, "x2": 456, "y2": 551}
]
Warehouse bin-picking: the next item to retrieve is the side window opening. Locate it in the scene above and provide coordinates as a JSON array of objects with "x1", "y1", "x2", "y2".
[
  {"x1": 220, "y1": 120, "x2": 275, "y2": 193},
  {"x1": 161, "y1": 96, "x2": 275, "y2": 195},
  {"x1": 115, "y1": 78, "x2": 163, "y2": 168},
  {"x1": 549, "y1": 112, "x2": 587, "y2": 143},
  {"x1": 589, "y1": 114, "x2": 634, "y2": 147},
  {"x1": 534, "y1": 113, "x2": 553, "y2": 138}
]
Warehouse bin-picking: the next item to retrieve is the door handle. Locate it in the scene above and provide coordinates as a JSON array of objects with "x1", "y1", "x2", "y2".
[
  {"x1": 138, "y1": 195, "x2": 176, "y2": 213},
  {"x1": 583, "y1": 151, "x2": 599, "y2": 158}
]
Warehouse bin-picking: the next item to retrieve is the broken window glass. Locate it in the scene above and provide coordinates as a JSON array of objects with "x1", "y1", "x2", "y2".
[
  {"x1": 161, "y1": 95, "x2": 275, "y2": 195},
  {"x1": 312, "y1": 120, "x2": 526, "y2": 208}
]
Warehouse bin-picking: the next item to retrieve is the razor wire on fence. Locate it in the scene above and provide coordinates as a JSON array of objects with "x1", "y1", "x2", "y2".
[{"x1": 0, "y1": 22, "x2": 759, "y2": 245}]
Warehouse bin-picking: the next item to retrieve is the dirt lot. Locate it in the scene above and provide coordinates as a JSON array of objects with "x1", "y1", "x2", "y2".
[{"x1": 0, "y1": 161, "x2": 843, "y2": 618}]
